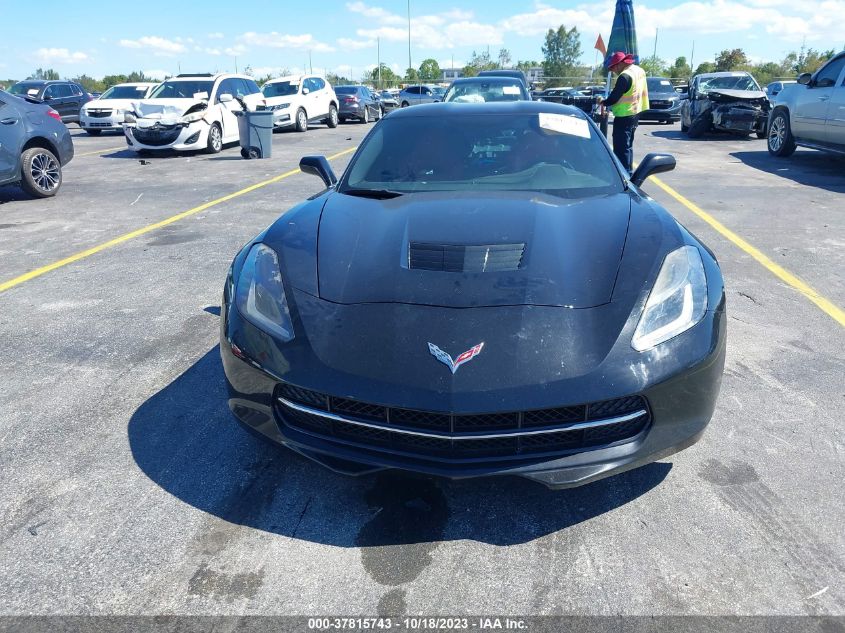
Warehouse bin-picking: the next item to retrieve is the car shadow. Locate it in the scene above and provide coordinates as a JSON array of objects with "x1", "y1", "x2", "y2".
[
  {"x1": 730, "y1": 150, "x2": 845, "y2": 193},
  {"x1": 128, "y1": 345, "x2": 672, "y2": 548},
  {"x1": 649, "y1": 129, "x2": 760, "y2": 142}
]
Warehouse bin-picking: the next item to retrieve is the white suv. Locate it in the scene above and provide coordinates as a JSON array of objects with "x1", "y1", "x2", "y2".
[
  {"x1": 80, "y1": 82, "x2": 158, "y2": 135},
  {"x1": 261, "y1": 75, "x2": 338, "y2": 132},
  {"x1": 124, "y1": 73, "x2": 264, "y2": 154}
]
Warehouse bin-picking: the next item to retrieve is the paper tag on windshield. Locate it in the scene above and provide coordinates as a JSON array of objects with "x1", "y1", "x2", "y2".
[
  {"x1": 538, "y1": 113, "x2": 590, "y2": 138},
  {"x1": 193, "y1": 91, "x2": 209, "y2": 100},
  {"x1": 503, "y1": 85, "x2": 520, "y2": 95}
]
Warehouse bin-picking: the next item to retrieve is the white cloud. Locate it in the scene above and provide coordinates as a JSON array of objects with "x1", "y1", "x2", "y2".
[
  {"x1": 247, "y1": 66, "x2": 292, "y2": 79},
  {"x1": 239, "y1": 32, "x2": 335, "y2": 53},
  {"x1": 34, "y1": 48, "x2": 89, "y2": 65},
  {"x1": 346, "y1": 1, "x2": 404, "y2": 25},
  {"x1": 143, "y1": 69, "x2": 171, "y2": 80},
  {"x1": 338, "y1": 37, "x2": 376, "y2": 50},
  {"x1": 335, "y1": 64, "x2": 353, "y2": 76},
  {"x1": 224, "y1": 44, "x2": 248, "y2": 57},
  {"x1": 207, "y1": 32, "x2": 224, "y2": 39},
  {"x1": 119, "y1": 36, "x2": 186, "y2": 56}
]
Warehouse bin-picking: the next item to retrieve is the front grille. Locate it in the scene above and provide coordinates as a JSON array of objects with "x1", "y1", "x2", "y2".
[
  {"x1": 409, "y1": 242, "x2": 525, "y2": 273},
  {"x1": 649, "y1": 100, "x2": 671, "y2": 110},
  {"x1": 87, "y1": 109, "x2": 113, "y2": 118},
  {"x1": 132, "y1": 125, "x2": 181, "y2": 146},
  {"x1": 274, "y1": 384, "x2": 650, "y2": 463}
]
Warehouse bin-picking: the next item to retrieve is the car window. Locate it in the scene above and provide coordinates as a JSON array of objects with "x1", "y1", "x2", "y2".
[
  {"x1": 263, "y1": 80, "x2": 300, "y2": 98},
  {"x1": 149, "y1": 80, "x2": 214, "y2": 99},
  {"x1": 334, "y1": 86, "x2": 356, "y2": 95},
  {"x1": 70, "y1": 84, "x2": 83, "y2": 96},
  {"x1": 344, "y1": 113, "x2": 623, "y2": 198},
  {"x1": 445, "y1": 80, "x2": 525, "y2": 103},
  {"x1": 815, "y1": 56, "x2": 845, "y2": 88},
  {"x1": 407, "y1": 87, "x2": 419, "y2": 95},
  {"x1": 422, "y1": 87, "x2": 432, "y2": 95},
  {"x1": 243, "y1": 78, "x2": 261, "y2": 94},
  {"x1": 698, "y1": 75, "x2": 759, "y2": 92},
  {"x1": 313, "y1": 78, "x2": 326, "y2": 91},
  {"x1": 101, "y1": 85, "x2": 151, "y2": 99},
  {"x1": 216, "y1": 78, "x2": 239, "y2": 101}
]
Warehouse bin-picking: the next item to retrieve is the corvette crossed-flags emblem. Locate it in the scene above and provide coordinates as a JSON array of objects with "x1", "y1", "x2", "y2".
[{"x1": 427, "y1": 342, "x2": 485, "y2": 374}]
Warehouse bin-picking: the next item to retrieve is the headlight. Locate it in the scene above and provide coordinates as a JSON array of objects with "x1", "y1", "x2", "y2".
[
  {"x1": 124, "y1": 112, "x2": 136, "y2": 123},
  {"x1": 235, "y1": 244, "x2": 294, "y2": 342},
  {"x1": 632, "y1": 245, "x2": 707, "y2": 351},
  {"x1": 181, "y1": 110, "x2": 206, "y2": 123}
]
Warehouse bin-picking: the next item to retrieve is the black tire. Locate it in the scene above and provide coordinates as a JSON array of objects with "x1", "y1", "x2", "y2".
[
  {"x1": 401, "y1": 101, "x2": 409, "y2": 108},
  {"x1": 86, "y1": 129, "x2": 102, "y2": 136},
  {"x1": 240, "y1": 148, "x2": 251, "y2": 159},
  {"x1": 20, "y1": 147, "x2": 62, "y2": 198},
  {"x1": 767, "y1": 110, "x2": 796, "y2": 157},
  {"x1": 327, "y1": 104, "x2": 338, "y2": 128},
  {"x1": 680, "y1": 122, "x2": 689, "y2": 133},
  {"x1": 686, "y1": 116, "x2": 709, "y2": 139},
  {"x1": 206, "y1": 123, "x2": 223, "y2": 154},
  {"x1": 295, "y1": 108, "x2": 308, "y2": 133}
]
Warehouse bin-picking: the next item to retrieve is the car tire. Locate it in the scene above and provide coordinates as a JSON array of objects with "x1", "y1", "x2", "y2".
[
  {"x1": 206, "y1": 123, "x2": 223, "y2": 154},
  {"x1": 362, "y1": 107, "x2": 369, "y2": 124},
  {"x1": 20, "y1": 147, "x2": 62, "y2": 198},
  {"x1": 680, "y1": 121, "x2": 689, "y2": 133},
  {"x1": 295, "y1": 108, "x2": 308, "y2": 133},
  {"x1": 327, "y1": 105, "x2": 338, "y2": 128},
  {"x1": 86, "y1": 129, "x2": 102, "y2": 136},
  {"x1": 401, "y1": 101, "x2": 409, "y2": 108},
  {"x1": 686, "y1": 116, "x2": 709, "y2": 139},
  {"x1": 767, "y1": 110, "x2": 796, "y2": 157}
]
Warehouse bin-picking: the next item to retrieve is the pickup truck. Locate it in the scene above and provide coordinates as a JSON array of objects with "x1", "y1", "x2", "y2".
[{"x1": 767, "y1": 51, "x2": 845, "y2": 157}]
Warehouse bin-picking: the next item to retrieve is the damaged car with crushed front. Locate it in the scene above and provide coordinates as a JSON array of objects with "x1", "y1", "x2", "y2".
[
  {"x1": 681, "y1": 71, "x2": 769, "y2": 139},
  {"x1": 220, "y1": 102, "x2": 726, "y2": 489}
]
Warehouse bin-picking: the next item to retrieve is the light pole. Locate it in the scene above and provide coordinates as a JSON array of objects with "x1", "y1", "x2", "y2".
[{"x1": 407, "y1": 0, "x2": 412, "y2": 80}]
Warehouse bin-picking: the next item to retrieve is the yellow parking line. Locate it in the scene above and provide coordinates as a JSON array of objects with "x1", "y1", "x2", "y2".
[
  {"x1": 76, "y1": 146, "x2": 126, "y2": 157},
  {"x1": 0, "y1": 146, "x2": 357, "y2": 294},
  {"x1": 650, "y1": 174, "x2": 845, "y2": 328}
]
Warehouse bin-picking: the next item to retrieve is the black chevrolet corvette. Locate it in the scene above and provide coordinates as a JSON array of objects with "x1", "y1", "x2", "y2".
[{"x1": 220, "y1": 102, "x2": 726, "y2": 489}]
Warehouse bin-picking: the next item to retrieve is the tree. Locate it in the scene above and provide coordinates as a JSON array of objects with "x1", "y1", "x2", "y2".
[
  {"x1": 418, "y1": 58, "x2": 441, "y2": 82},
  {"x1": 541, "y1": 25, "x2": 582, "y2": 80},
  {"x1": 714, "y1": 49, "x2": 749, "y2": 71},
  {"x1": 787, "y1": 47, "x2": 836, "y2": 74},
  {"x1": 498, "y1": 48, "x2": 512, "y2": 69},
  {"x1": 369, "y1": 63, "x2": 398, "y2": 88},
  {"x1": 461, "y1": 50, "x2": 496, "y2": 77},
  {"x1": 641, "y1": 56, "x2": 667, "y2": 76},
  {"x1": 667, "y1": 56, "x2": 692, "y2": 79},
  {"x1": 694, "y1": 61, "x2": 716, "y2": 75},
  {"x1": 327, "y1": 73, "x2": 352, "y2": 86},
  {"x1": 72, "y1": 74, "x2": 105, "y2": 93},
  {"x1": 515, "y1": 60, "x2": 540, "y2": 71},
  {"x1": 405, "y1": 67, "x2": 419, "y2": 82},
  {"x1": 29, "y1": 68, "x2": 60, "y2": 80}
]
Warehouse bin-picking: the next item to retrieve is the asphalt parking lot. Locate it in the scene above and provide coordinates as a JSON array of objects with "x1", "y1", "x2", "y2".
[{"x1": 0, "y1": 119, "x2": 843, "y2": 616}]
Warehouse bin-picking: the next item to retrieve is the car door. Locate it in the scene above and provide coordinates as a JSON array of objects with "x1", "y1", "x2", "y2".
[
  {"x1": 215, "y1": 78, "x2": 242, "y2": 142},
  {"x1": 302, "y1": 78, "x2": 320, "y2": 118},
  {"x1": 793, "y1": 55, "x2": 845, "y2": 142},
  {"x1": 41, "y1": 85, "x2": 63, "y2": 119},
  {"x1": 311, "y1": 77, "x2": 330, "y2": 118},
  {"x1": 823, "y1": 58, "x2": 845, "y2": 147},
  {"x1": 420, "y1": 86, "x2": 434, "y2": 104},
  {"x1": 0, "y1": 97, "x2": 25, "y2": 183},
  {"x1": 67, "y1": 83, "x2": 84, "y2": 120}
]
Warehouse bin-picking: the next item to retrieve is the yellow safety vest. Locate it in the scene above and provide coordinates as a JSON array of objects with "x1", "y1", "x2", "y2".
[{"x1": 611, "y1": 65, "x2": 649, "y2": 117}]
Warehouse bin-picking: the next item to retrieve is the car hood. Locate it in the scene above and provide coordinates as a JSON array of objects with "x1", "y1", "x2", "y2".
[
  {"x1": 704, "y1": 89, "x2": 768, "y2": 104},
  {"x1": 315, "y1": 190, "x2": 631, "y2": 308},
  {"x1": 83, "y1": 98, "x2": 140, "y2": 111},
  {"x1": 132, "y1": 98, "x2": 207, "y2": 123}
]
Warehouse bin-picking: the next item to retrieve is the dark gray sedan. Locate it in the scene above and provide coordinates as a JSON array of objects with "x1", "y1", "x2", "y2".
[
  {"x1": 335, "y1": 85, "x2": 381, "y2": 123},
  {"x1": 0, "y1": 90, "x2": 74, "y2": 198}
]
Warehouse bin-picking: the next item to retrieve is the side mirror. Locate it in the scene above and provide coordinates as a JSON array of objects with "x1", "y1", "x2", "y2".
[
  {"x1": 219, "y1": 93, "x2": 234, "y2": 103},
  {"x1": 631, "y1": 153, "x2": 676, "y2": 187},
  {"x1": 797, "y1": 73, "x2": 812, "y2": 86},
  {"x1": 299, "y1": 155, "x2": 338, "y2": 188},
  {"x1": 302, "y1": 88, "x2": 310, "y2": 95}
]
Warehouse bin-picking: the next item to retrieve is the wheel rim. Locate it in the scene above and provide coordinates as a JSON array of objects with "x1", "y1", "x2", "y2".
[
  {"x1": 364, "y1": 108, "x2": 368, "y2": 122},
  {"x1": 211, "y1": 126, "x2": 221, "y2": 150},
  {"x1": 299, "y1": 111, "x2": 306, "y2": 129},
  {"x1": 30, "y1": 153, "x2": 60, "y2": 192},
  {"x1": 769, "y1": 115, "x2": 785, "y2": 151},
  {"x1": 331, "y1": 108, "x2": 338, "y2": 125}
]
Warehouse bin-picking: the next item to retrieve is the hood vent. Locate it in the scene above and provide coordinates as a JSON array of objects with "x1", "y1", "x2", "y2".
[{"x1": 409, "y1": 242, "x2": 525, "y2": 273}]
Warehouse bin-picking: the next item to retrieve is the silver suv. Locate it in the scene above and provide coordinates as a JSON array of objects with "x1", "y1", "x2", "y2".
[
  {"x1": 768, "y1": 51, "x2": 845, "y2": 157},
  {"x1": 398, "y1": 85, "x2": 441, "y2": 107}
]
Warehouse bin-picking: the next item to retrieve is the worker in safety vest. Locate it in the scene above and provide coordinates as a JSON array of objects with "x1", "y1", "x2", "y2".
[{"x1": 597, "y1": 51, "x2": 649, "y2": 174}]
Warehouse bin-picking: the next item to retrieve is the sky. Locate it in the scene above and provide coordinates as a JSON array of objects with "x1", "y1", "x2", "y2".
[{"x1": 2, "y1": 0, "x2": 844, "y2": 81}]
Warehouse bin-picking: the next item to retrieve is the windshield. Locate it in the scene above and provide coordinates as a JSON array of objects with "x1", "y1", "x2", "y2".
[
  {"x1": 444, "y1": 80, "x2": 525, "y2": 103},
  {"x1": 8, "y1": 83, "x2": 39, "y2": 95},
  {"x1": 100, "y1": 85, "x2": 151, "y2": 100},
  {"x1": 262, "y1": 81, "x2": 300, "y2": 98},
  {"x1": 432, "y1": 87, "x2": 446, "y2": 96},
  {"x1": 699, "y1": 75, "x2": 760, "y2": 92},
  {"x1": 342, "y1": 113, "x2": 622, "y2": 199},
  {"x1": 647, "y1": 78, "x2": 674, "y2": 92},
  {"x1": 149, "y1": 80, "x2": 214, "y2": 99}
]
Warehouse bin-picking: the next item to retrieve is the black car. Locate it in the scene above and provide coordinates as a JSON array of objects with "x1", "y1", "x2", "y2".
[
  {"x1": 477, "y1": 69, "x2": 529, "y2": 88},
  {"x1": 537, "y1": 87, "x2": 596, "y2": 114},
  {"x1": 335, "y1": 85, "x2": 381, "y2": 123},
  {"x1": 8, "y1": 80, "x2": 93, "y2": 124},
  {"x1": 220, "y1": 102, "x2": 726, "y2": 489},
  {"x1": 639, "y1": 77, "x2": 683, "y2": 123},
  {"x1": 0, "y1": 90, "x2": 74, "y2": 197}
]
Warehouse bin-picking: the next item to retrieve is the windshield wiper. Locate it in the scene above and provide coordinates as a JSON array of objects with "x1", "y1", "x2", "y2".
[{"x1": 342, "y1": 188, "x2": 405, "y2": 199}]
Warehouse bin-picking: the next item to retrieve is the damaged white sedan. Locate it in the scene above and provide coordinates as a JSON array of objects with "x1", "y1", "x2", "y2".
[{"x1": 123, "y1": 74, "x2": 264, "y2": 154}]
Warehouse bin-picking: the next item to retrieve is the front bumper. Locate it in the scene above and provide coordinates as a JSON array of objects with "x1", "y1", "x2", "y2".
[
  {"x1": 712, "y1": 104, "x2": 767, "y2": 133},
  {"x1": 639, "y1": 100, "x2": 682, "y2": 121},
  {"x1": 221, "y1": 291, "x2": 726, "y2": 489},
  {"x1": 123, "y1": 120, "x2": 209, "y2": 151},
  {"x1": 80, "y1": 113, "x2": 125, "y2": 131}
]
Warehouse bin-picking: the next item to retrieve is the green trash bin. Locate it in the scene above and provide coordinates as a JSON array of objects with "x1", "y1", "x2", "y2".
[{"x1": 234, "y1": 109, "x2": 274, "y2": 159}]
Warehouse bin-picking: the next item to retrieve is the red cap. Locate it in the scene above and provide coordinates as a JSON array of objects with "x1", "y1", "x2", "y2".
[{"x1": 608, "y1": 51, "x2": 635, "y2": 67}]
